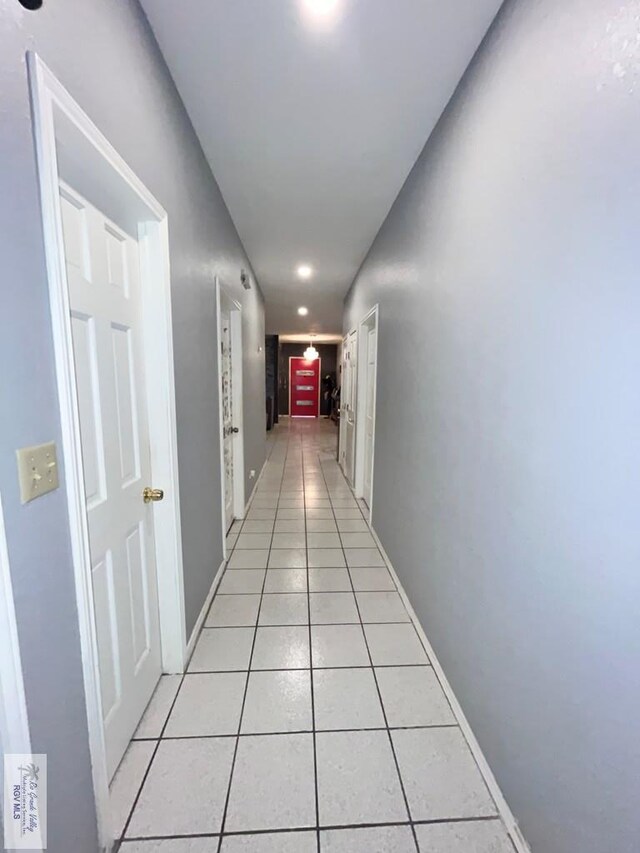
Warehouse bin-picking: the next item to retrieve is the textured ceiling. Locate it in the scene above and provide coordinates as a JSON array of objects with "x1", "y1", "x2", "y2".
[{"x1": 141, "y1": 0, "x2": 503, "y2": 333}]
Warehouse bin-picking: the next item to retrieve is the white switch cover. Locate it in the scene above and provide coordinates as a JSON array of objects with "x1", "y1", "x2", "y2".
[{"x1": 16, "y1": 442, "x2": 59, "y2": 503}]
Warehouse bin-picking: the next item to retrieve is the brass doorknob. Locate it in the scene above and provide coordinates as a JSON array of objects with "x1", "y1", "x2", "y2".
[{"x1": 143, "y1": 487, "x2": 164, "y2": 503}]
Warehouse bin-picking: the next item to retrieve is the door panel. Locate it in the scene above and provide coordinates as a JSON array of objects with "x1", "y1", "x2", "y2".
[
  {"x1": 126, "y1": 523, "x2": 151, "y2": 668},
  {"x1": 220, "y1": 308, "x2": 235, "y2": 531},
  {"x1": 70, "y1": 313, "x2": 106, "y2": 507},
  {"x1": 61, "y1": 182, "x2": 162, "y2": 781},
  {"x1": 343, "y1": 332, "x2": 357, "y2": 483},
  {"x1": 339, "y1": 337, "x2": 348, "y2": 470},
  {"x1": 290, "y1": 357, "x2": 321, "y2": 417},
  {"x1": 112, "y1": 324, "x2": 140, "y2": 484},
  {"x1": 92, "y1": 552, "x2": 120, "y2": 723},
  {"x1": 363, "y1": 327, "x2": 377, "y2": 506}
]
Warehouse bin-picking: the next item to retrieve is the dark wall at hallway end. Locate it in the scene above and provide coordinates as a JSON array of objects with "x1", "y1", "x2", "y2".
[
  {"x1": 265, "y1": 335, "x2": 279, "y2": 427},
  {"x1": 279, "y1": 344, "x2": 338, "y2": 416}
]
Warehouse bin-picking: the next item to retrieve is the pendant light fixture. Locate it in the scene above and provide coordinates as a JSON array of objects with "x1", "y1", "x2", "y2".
[{"x1": 304, "y1": 336, "x2": 319, "y2": 361}]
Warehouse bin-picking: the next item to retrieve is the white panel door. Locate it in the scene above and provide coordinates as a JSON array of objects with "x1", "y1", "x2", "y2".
[
  {"x1": 60, "y1": 183, "x2": 162, "y2": 781},
  {"x1": 220, "y1": 307, "x2": 235, "y2": 531},
  {"x1": 339, "y1": 336, "x2": 348, "y2": 469},
  {"x1": 344, "y1": 331, "x2": 357, "y2": 484},
  {"x1": 363, "y1": 326, "x2": 377, "y2": 507}
]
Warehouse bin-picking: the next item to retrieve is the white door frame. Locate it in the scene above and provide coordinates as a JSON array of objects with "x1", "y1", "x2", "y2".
[
  {"x1": 339, "y1": 329, "x2": 358, "y2": 483},
  {"x1": 0, "y1": 492, "x2": 32, "y2": 760},
  {"x1": 29, "y1": 54, "x2": 186, "y2": 851},
  {"x1": 354, "y1": 305, "x2": 379, "y2": 516},
  {"x1": 216, "y1": 278, "x2": 245, "y2": 558},
  {"x1": 339, "y1": 334, "x2": 348, "y2": 469}
]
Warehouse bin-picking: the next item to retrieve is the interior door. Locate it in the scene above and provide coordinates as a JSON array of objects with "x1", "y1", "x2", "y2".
[
  {"x1": 339, "y1": 337, "x2": 348, "y2": 469},
  {"x1": 363, "y1": 326, "x2": 377, "y2": 506},
  {"x1": 60, "y1": 182, "x2": 162, "y2": 781},
  {"x1": 344, "y1": 331, "x2": 358, "y2": 483},
  {"x1": 290, "y1": 357, "x2": 321, "y2": 417},
  {"x1": 220, "y1": 307, "x2": 235, "y2": 531}
]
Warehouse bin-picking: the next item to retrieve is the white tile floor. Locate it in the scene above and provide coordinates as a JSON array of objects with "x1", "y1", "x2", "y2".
[{"x1": 113, "y1": 418, "x2": 516, "y2": 852}]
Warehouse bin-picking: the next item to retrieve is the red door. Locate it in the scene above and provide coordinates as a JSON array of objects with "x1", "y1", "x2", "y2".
[{"x1": 290, "y1": 357, "x2": 321, "y2": 418}]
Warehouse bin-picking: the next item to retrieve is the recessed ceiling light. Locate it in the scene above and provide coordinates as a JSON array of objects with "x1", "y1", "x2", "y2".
[
  {"x1": 297, "y1": 264, "x2": 313, "y2": 280},
  {"x1": 302, "y1": 0, "x2": 339, "y2": 18},
  {"x1": 297, "y1": 306, "x2": 309, "y2": 316}
]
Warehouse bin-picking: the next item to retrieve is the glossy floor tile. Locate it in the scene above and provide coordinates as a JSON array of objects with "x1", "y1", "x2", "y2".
[
  {"x1": 241, "y1": 670, "x2": 312, "y2": 733},
  {"x1": 164, "y1": 672, "x2": 246, "y2": 737},
  {"x1": 310, "y1": 624, "x2": 370, "y2": 668},
  {"x1": 308, "y1": 567, "x2": 352, "y2": 592},
  {"x1": 110, "y1": 741, "x2": 155, "y2": 837},
  {"x1": 375, "y1": 665, "x2": 456, "y2": 728},
  {"x1": 392, "y1": 727, "x2": 497, "y2": 820},
  {"x1": 221, "y1": 833, "x2": 316, "y2": 852},
  {"x1": 313, "y1": 667, "x2": 385, "y2": 730},
  {"x1": 205, "y1": 593, "x2": 262, "y2": 627},
  {"x1": 321, "y1": 825, "x2": 416, "y2": 852},
  {"x1": 133, "y1": 675, "x2": 181, "y2": 739},
  {"x1": 225, "y1": 733, "x2": 316, "y2": 831},
  {"x1": 356, "y1": 590, "x2": 410, "y2": 623},
  {"x1": 252, "y1": 625, "x2": 310, "y2": 669},
  {"x1": 349, "y1": 565, "x2": 396, "y2": 591},
  {"x1": 316, "y1": 729, "x2": 408, "y2": 825},
  {"x1": 263, "y1": 568, "x2": 308, "y2": 593},
  {"x1": 188, "y1": 627, "x2": 254, "y2": 672},
  {"x1": 120, "y1": 840, "x2": 216, "y2": 852},
  {"x1": 125, "y1": 738, "x2": 235, "y2": 837},
  {"x1": 112, "y1": 419, "x2": 514, "y2": 853},
  {"x1": 415, "y1": 820, "x2": 514, "y2": 852}
]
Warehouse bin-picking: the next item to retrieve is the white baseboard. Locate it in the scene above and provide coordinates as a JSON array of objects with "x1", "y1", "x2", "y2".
[
  {"x1": 368, "y1": 525, "x2": 531, "y2": 853},
  {"x1": 243, "y1": 458, "x2": 266, "y2": 516},
  {"x1": 185, "y1": 559, "x2": 225, "y2": 660}
]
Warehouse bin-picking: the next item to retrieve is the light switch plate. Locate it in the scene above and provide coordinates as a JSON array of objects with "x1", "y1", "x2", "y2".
[{"x1": 16, "y1": 442, "x2": 59, "y2": 504}]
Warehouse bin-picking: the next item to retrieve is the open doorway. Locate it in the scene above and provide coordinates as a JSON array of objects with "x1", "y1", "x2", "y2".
[
  {"x1": 354, "y1": 306, "x2": 379, "y2": 517},
  {"x1": 216, "y1": 279, "x2": 245, "y2": 547}
]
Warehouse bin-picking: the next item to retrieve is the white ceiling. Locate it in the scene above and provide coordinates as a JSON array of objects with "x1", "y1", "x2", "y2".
[{"x1": 141, "y1": 0, "x2": 503, "y2": 334}]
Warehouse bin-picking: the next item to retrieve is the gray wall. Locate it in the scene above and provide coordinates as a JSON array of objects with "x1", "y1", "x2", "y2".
[
  {"x1": 344, "y1": 1, "x2": 640, "y2": 851},
  {"x1": 0, "y1": 1, "x2": 264, "y2": 849}
]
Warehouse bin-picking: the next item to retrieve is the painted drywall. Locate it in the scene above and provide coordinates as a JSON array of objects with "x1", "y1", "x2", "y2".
[
  {"x1": 344, "y1": 1, "x2": 640, "y2": 851},
  {"x1": 0, "y1": 0, "x2": 264, "y2": 849}
]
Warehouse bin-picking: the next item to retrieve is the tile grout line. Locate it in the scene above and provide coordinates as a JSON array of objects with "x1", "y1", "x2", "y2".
[
  {"x1": 142, "y1": 663, "x2": 438, "y2": 676},
  {"x1": 317, "y1": 449, "x2": 422, "y2": 853},
  {"x1": 131, "y1": 722, "x2": 461, "y2": 742},
  {"x1": 333, "y1": 439, "x2": 509, "y2": 844},
  {"x1": 117, "y1": 669, "x2": 187, "y2": 846},
  {"x1": 200, "y1": 617, "x2": 412, "y2": 624},
  {"x1": 119, "y1": 422, "x2": 509, "y2": 850},
  {"x1": 122, "y1": 813, "x2": 505, "y2": 844},
  {"x1": 214, "y1": 428, "x2": 288, "y2": 852},
  {"x1": 302, "y1": 433, "x2": 322, "y2": 853},
  {"x1": 115, "y1": 436, "x2": 286, "y2": 849}
]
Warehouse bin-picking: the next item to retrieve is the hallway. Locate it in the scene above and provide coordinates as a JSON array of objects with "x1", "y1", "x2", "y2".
[
  {"x1": 2, "y1": 1, "x2": 638, "y2": 850},
  {"x1": 112, "y1": 419, "x2": 514, "y2": 852}
]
